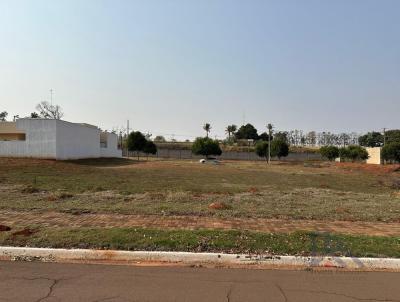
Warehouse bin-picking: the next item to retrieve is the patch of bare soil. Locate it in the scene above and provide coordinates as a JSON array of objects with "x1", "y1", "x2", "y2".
[
  {"x1": 2, "y1": 210, "x2": 400, "y2": 237},
  {"x1": 208, "y1": 202, "x2": 230, "y2": 210},
  {"x1": 11, "y1": 228, "x2": 37, "y2": 237},
  {"x1": 336, "y1": 162, "x2": 400, "y2": 175}
]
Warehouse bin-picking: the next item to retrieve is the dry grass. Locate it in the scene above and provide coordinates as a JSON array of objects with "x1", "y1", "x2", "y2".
[{"x1": 0, "y1": 158, "x2": 399, "y2": 222}]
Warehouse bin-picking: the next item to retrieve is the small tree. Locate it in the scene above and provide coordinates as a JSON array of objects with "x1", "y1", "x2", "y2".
[
  {"x1": 203, "y1": 123, "x2": 211, "y2": 137},
  {"x1": 255, "y1": 141, "x2": 268, "y2": 161},
  {"x1": 382, "y1": 143, "x2": 400, "y2": 163},
  {"x1": 270, "y1": 139, "x2": 289, "y2": 160},
  {"x1": 319, "y1": 146, "x2": 339, "y2": 161},
  {"x1": 340, "y1": 145, "x2": 369, "y2": 162},
  {"x1": 36, "y1": 101, "x2": 64, "y2": 119},
  {"x1": 30, "y1": 112, "x2": 39, "y2": 118},
  {"x1": 192, "y1": 137, "x2": 222, "y2": 159},
  {"x1": 153, "y1": 135, "x2": 166, "y2": 143},
  {"x1": 0, "y1": 111, "x2": 8, "y2": 121},
  {"x1": 127, "y1": 131, "x2": 147, "y2": 159},
  {"x1": 143, "y1": 141, "x2": 157, "y2": 159}
]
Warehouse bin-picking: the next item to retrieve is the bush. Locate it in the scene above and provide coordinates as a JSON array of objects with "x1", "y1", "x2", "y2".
[
  {"x1": 127, "y1": 131, "x2": 147, "y2": 152},
  {"x1": 339, "y1": 145, "x2": 369, "y2": 162},
  {"x1": 319, "y1": 146, "x2": 339, "y2": 161},
  {"x1": 192, "y1": 137, "x2": 222, "y2": 158},
  {"x1": 382, "y1": 143, "x2": 400, "y2": 163},
  {"x1": 143, "y1": 141, "x2": 157, "y2": 155},
  {"x1": 255, "y1": 141, "x2": 268, "y2": 160},
  {"x1": 271, "y1": 140, "x2": 289, "y2": 159}
]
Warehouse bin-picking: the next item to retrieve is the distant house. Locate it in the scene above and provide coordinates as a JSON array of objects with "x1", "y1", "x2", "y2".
[{"x1": 0, "y1": 118, "x2": 122, "y2": 160}]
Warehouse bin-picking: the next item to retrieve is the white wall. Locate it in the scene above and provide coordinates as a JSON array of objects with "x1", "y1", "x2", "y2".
[
  {"x1": 56, "y1": 120, "x2": 101, "y2": 160},
  {"x1": 366, "y1": 147, "x2": 382, "y2": 165},
  {"x1": 0, "y1": 119, "x2": 122, "y2": 160},
  {"x1": 0, "y1": 119, "x2": 57, "y2": 158},
  {"x1": 100, "y1": 132, "x2": 122, "y2": 158}
]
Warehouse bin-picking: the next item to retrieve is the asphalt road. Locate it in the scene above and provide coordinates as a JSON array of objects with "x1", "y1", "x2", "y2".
[{"x1": 1, "y1": 261, "x2": 400, "y2": 302}]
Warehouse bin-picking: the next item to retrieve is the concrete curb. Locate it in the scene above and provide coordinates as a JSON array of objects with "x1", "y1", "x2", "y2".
[{"x1": 1, "y1": 246, "x2": 400, "y2": 271}]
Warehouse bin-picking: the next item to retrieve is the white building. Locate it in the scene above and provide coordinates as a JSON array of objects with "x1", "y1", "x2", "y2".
[{"x1": 0, "y1": 118, "x2": 122, "y2": 160}]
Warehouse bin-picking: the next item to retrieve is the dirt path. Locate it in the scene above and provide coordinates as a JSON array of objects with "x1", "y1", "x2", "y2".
[{"x1": 1, "y1": 210, "x2": 400, "y2": 236}]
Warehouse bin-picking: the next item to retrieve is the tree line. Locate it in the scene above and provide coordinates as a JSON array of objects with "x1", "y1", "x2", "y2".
[{"x1": 1, "y1": 101, "x2": 64, "y2": 122}]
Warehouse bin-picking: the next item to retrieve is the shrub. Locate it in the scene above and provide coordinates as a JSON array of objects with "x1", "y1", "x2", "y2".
[
  {"x1": 143, "y1": 141, "x2": 157, "y2": 155},
  {"x1": 319, "y1": 146, "x2": 339, "y2": 161},
  {"x1": 270, "y1": 140, "x2": 289, "y2": 160},
  {"x1": 192, "y1": 137, "x2": 222, "y2": 158},
  {"x1": 339, "y1": 145, "x2": 369, "y2": 162},
  {"x1": 127, "y1": 131, "x2": 147, "y2": 153},
  {"x1": 255, "y1": 141, "x2": 268, "y2": 160},
  {"x1": 382, "y1": 143, "x2": 400, "y2": 163}
]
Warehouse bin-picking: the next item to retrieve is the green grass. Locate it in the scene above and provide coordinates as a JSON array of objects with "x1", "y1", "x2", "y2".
[{"x1": 1, "y1": 226, "x2": 399, "y2": 258}]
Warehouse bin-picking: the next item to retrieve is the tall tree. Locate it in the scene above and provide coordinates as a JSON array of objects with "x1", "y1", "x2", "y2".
[
  {"x1": 358, "y1": 132, "x2": 384, "y2": 147},
  {"x1": 0, "y1": 111, "x2": 8, "y2": 121},
  {"x1": 385, "y1": 130, "x2": 400, "y2": 145},
  {"x1": 235, "y1": 123, "x2": 258, "y2": 140},
  {"x1": 203, "y1": 123, "x2": 211, "y2": 137},
  {"x1": 225, "y1": 124, "x2": 237, "y2": 140},
  {"x1": 36, "y1": 101, "x2": 64, "y2": 119}
]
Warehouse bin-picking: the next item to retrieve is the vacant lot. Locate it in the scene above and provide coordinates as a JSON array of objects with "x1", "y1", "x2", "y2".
[
  {"x1": 0, "y1": 157, "x2": 399, "y2": 256},
  {"x1": 0, "y1": 157, "x2": 399, "y2": 222}
]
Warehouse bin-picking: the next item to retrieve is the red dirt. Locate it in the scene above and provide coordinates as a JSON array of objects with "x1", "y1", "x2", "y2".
[
  {"x1": 11, "y1": 228, "x2": 37, "y2": 237},
  {"x1": 2, "y1": 210, "x2": 400, "y2": 237},
  {"x1": 248, "y1": 187, "x2": 259, "y2": 193},
  {"x1": 208, "y1": 202, "x2": 230, "y2": 210},
  {"x1": 335, "y1": 162, "x2": 400, "y2": 175}
]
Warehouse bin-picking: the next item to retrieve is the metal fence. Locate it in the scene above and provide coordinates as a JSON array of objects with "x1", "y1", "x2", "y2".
[{"x1": 124, "y1": 148, "x2": 323, "y2": 161}]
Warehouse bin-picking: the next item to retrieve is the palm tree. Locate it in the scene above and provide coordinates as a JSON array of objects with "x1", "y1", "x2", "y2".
[
  {"x1": 225, "y1": 124, "x2": 237, "y2": 140},
  {"x1": 203, "y1": 123, "x2": 211, "y2": 137}
]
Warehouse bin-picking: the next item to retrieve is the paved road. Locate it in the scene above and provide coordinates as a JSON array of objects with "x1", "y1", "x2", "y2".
[{"x1": 1, "y1": 261, "x2": 400, "y2": 302}]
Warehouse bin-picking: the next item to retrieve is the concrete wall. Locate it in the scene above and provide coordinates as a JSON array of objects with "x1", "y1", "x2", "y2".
[
  {"x1": 0, "y1": 119, "x2": 57, "y2": 158},
  {"x1": 56, "y1": 120, "x2": 101, "y2": 160},
  {"x1": 0, "y1": 119, "x2": 122, "y2": 160},
  {"x1": 100, "y1": 132, "x2": 122, "y2": 158},
  {"x1": 124, "y1": 148, "x2": 323, "y2": 161},
  {"x1": 366, "y1": 147, "x2": 382, "y2": 165}
]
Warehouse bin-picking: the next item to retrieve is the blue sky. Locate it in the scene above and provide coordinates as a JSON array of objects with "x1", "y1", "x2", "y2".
[{"x1": 0, "y1": 0, "x2": 399, "y2": 139}]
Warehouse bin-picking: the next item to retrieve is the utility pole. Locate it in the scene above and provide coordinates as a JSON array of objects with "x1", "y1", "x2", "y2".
[
  {"x1": 267, "y1": 123, "x2": 273, "y2": 164},
  {"x1": 127, "y1": 120, "x2": 130, "y2": 136},
  {"x1": 383, "y1": 128, "x2": 386, "y2": 146},
  {"x1": 50, "y1": 89, "x2": 53, "y2": 105}
]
